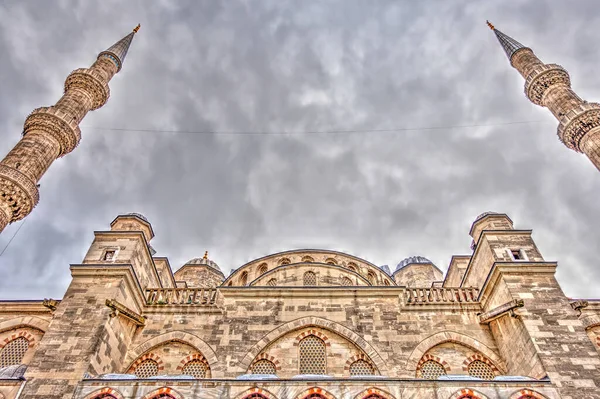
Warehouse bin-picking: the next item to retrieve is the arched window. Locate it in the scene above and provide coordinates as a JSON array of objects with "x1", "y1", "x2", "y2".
[
  {"x1": 364, "y1": 396, "x2": 386, "y2": 399},
  {"x1": 240, "y1": 271, "x2": 248, "y2": 286},
  {"x1": 280, "y1": 257, "x2": 291, "y2": 265},
  {"x1": 303, "y1": 271, "x2": 317, "y2": 286},
  {"x1": 384, "y1": 280, "x2": 390, "y2": 286},
  {"x1": 298, "y1": 335, "x2": 326, "y2": 374},
  {"x1": 227, "y1": 281, "x2": 233, "y2": 286},
  {"x1": 417, "y1": 360, "x2": 446, "y2": 379},
  {"x1": 325, "y1": 258, "x2": 337, "y2": 265},
  {"x1": 181, "y1": 359, "x2": 208, "y2": 378},
  {"x1": 257, "y1": 263, "x2": 268, "y2": 275},
  {"x1": 367, "y1": 272, "x2": 376, "y2": 284},
  {"x1": 304, "y1": 394, "x2": 327, "y2": 399},
  {"x1": 0, "y1": 337, "x2": 29, "y2": 367},
  {"x1": 302, "y1": 255, "x2": 314, "y2": 263},
  {"x1": 133, "y1": 359, "x2": 159, "y2": 378},
  {"x1": 349, "y1": 359, "x2": 374, "y2": 376},
  {"x1": 251, "y1": 359, "x2": 276, "y2": 375},
  {"x1": 267, "y1": 278, "x2": 277, "y2": 286},
  {"x1": 348, "y1": 265, "x2": 357, "y2": 273},
  {"x1": 244, "y1": 395, "x2": 269, "y2": 399},
  {"x1": 340, "y1": 277, "x2": 353, "y2": 286},
  {"x1": 467, "y1": 360, "x2": 495, "y2": 380}
]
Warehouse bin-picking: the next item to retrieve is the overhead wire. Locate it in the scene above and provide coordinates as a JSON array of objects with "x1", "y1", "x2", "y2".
[
  {"x1": 0, "y1": 219, "x2": 27, "y2": 259},
  {"x1": 82, "y1": 120, "x2": 548, "y2": 136}
]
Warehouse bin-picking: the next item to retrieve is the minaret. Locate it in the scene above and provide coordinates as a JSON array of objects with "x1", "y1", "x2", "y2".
[
  {"x1": 487, "y1": 21, "x2": 600, "y2": 171},
  {"x1": 0, "y1": 25, "x2": 140, "y2": 233}
]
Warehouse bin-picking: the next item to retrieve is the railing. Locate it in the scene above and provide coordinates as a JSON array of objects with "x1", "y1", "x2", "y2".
[
  {"x1": 145, "y1": 288, "x2": 217, "y2": 306},
  {"x1": 405, "y1": 287, "x2": 479, "y2": 304}
]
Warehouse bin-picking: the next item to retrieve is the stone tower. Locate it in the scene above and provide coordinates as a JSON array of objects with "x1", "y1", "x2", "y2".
[
  {"x1": 488, "y1": 21, "x2": 600, "y2": 171},
  {"x1": 0, "y1": 25, "x2": 140, "y2": 234}
]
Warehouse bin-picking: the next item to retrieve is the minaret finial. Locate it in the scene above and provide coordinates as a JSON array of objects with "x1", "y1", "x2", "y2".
[
  {"x1": 203, "y1": 251, "x2": 208, "y2": 260},
  {"x1": 133, "y1": 24, "x2": 141, "y2": 33},
  {"x1": 486, "y1": 20, "x2": 495, "y2": 30}
]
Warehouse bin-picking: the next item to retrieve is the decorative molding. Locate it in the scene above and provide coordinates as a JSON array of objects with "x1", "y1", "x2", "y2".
[
  {"x1": 478, "y1": 299, "x2": 524, "y2": 324},
  {"x1": 105, "y1": 299, "x2": 145, "y2": 326}
]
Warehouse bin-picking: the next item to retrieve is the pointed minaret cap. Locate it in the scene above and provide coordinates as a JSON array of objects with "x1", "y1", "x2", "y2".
[
  {"x1": 486, "y1": 21, "x2": 528, "y2": 62},
  {"x1": 98, "y1": 24, "x2": 140, "y2": 72}
]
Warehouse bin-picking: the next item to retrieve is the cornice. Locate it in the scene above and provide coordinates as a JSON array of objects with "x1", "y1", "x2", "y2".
[{"x1": 0, "y1": 300, "x2": 54, "y2": 314}]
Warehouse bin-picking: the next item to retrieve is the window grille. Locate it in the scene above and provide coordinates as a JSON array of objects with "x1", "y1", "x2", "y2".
[
  {"x1": 302, "y1": 256, "x2": 314, "y2": 262},
  {"x1": 258, "y1": 263, "x2": 268, "y2": 275},
  {"x1": 349, "y1": 359, "x2": 374, "y2": 376},
  {"x1": 251, "y1": 359, "x2": 276, "y2": 374},
  {"x1": 303, "y1": 271, "x2": 317, "y2": 286},
  {"x1": 181, "y1": 359, "x2": 208, "y2": 378},
  {"x1": 298, "y1": 335, "x2": 326, "y2": 374},
  {"x1": 304, "y1": 395, "x2": 326, "y2": 399},
  {"x1": 348, "y1": 265, "x2": 357, "y2": 272},
  {"x1": 384, "y1": 280, "x2": 390, "y2": 286},
  {"x1": 134, "y1": 359, "x2": 159, "y2": 378},
  {"x1": 280, "y1": 258, "x2": 291, "y2": 265},
  {"x1": 267, "y1": 278, "x2": 277, "y2": 286},
  {"x1": 240, "y1": 271, "x2": 248, "y2": 286},
  {"x1": 325, "y1": 258, "x2": 337, "y2": 265},
  {"x1": 417, "y1": 360, "x2": 446, "y2": 379},
  {"x1": 340, "y1": 277, "x2": 353, "y2": 286},
  {"x1": 364, "y1": 396, "x2": 385, "y2": 399},
  {"x1": 244, "y1": 395, "x2": 268, "y2": 399},
  {"x1": 0, "y1": 337, "x2": 29, "y2": 367},
  {"x1": 467, "y1": 360, "x2": 495, "y2": 380}
]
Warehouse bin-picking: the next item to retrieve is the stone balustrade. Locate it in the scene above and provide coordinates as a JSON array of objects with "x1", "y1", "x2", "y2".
[
  {"x1": 405, "y1": 287, "x2": 479, "y2": 304},
  {"x1": 145, "y1": 288, "x2": 217, "y2": 306}
]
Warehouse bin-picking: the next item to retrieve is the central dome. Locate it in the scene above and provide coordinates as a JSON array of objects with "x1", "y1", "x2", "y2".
[{"x1": 184, "y1": 256, "x2": 221, "y2": 271}]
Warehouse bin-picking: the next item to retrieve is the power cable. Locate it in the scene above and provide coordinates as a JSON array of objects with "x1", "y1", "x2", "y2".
[
  {"x1": 82, "y1": 120, "x2": 548, "y2": 136},
  {"x1": 0, "y1": 219, "x2": 27, "y2": 259}
]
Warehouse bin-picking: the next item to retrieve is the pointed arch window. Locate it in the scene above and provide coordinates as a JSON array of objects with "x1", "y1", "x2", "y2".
[
  {"x1": 298, "y1": 335, "x2": 326, "y2": 374},
  {"x1": 303, "y1": 271, "x2": 317, "y2": 286},
  {"x1": 0, "y1": 337, "x2": 29, "y2": 367},
  {"x1": 467, "y1": 360, "x2": 495, "y2": 380},
  {"x1": 181, "y1": 359, "x2": 208, "y2": 378},
  {"x1": 417, "y1": 360, "x2": 446, "y2": 379},
  {"x1": 349, "y1": 359, "x2": 374, "y2": 376},
  {"x1": 301, "y1": 255, "x2": 314, "y2": 263},
  {"x1": 325, "y1": 258, "x2": 337, "y2": 265},
  {"x1": 367, "y1": 272, "x2": 376, "y2": 285},
  {"x1": 279, "y1": 257, "x2": 291, "y2": 265},
  {"x1": 251, "y1": 359, "x2": 276, "y2": 375},
  {"x1": 133, "y1": 359, "x2": 159, "y2": 378}
]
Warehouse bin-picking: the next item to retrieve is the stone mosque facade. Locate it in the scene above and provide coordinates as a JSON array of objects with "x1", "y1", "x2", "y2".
[{"x1": 0, "y1": 23, "x2": 600, "y2": 399}]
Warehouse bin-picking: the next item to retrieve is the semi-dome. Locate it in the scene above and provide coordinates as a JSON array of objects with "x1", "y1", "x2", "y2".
[{"x1": 395, "y1": 256, "x2": 433, "y2": 272}]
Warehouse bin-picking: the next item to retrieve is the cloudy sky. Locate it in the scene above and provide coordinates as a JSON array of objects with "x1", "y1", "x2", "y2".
[{"x1": 0, "y1": 0, "x2": 599, "y2": 300}]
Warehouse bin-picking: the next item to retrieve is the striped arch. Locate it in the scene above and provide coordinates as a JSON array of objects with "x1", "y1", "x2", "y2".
[
  {"x1": 462, "y1": 354, "x2": 500, "y2": 375},
  {"x1": 127, "y1": 352, "x2": 164, "y2": 374},
  {"x1": 406, "y1": 331, "x2": 505, "y2": 373},
  {"x1": 140, "y1": 387, "x2": 184, "y2": 399},
  {"x1": 416, "y1": 353, "x2": 450, "y2": 374},
  {"x1": 448, "y1": 389, "x2": 490, "y2": 399},
  {"x1": 294, "y1": 330, "x2": 331, "y2": 347},
  {"x1": 83, "y1": 387, "x2": 125, "y2": 399},
  {"x1": 234, "y1": 387, "x2": 278, "y2": 399},
  {"x1": 0, "y1": 317, "x2": 49, "y2": 334},
  {"x1": 249, "y1": 353, "x2": 281, "y2": 372},
  {"x1": 293, "y1": 387, "x2": 336, "y2": 399},
  {"x1": 238, "y1": 316, "x2": 388, "y2": 375},
  {"x1": 0, "y1": 331, "x2": 36, "y2": 350},
  {"x1": 344, "y1": 353, "x2": 377, "y2": 374},
  {"x1": 508, "y1": 390, "x2": 549, "y2": 399},
  {"x1": 126, "y1": 331, "x2": 223, "y2": 377},
  {"x1": 353, "y1": 387, "x2": 396, "y2": 399}
]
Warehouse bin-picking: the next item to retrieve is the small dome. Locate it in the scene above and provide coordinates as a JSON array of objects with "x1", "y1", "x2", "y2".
[
  {"x1": 395, "y1": 256, "x2": 433, "y2": 272},
  {"x1": 184, "y1": 256, "x2": 221, "y2": 271},
  {"x1": 473, "y1": 211, "x2": 501, "y2": 224},
  {"x1": 124, "y1": 212, "x2": 149, "y2": 223}
]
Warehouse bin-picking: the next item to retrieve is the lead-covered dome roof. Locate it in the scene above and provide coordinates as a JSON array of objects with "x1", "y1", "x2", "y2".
[
  {"x1": 395, "y1": 256, "x2": 433, "y2": 272},
  {"x1": 183, "y1": 256, "x2": 221, "y2": 272}
]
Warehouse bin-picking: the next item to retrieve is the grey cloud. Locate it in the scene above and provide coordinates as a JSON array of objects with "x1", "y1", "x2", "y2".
[{"x1": 0, "y1": 0, "x2": 599, "y2": 299}]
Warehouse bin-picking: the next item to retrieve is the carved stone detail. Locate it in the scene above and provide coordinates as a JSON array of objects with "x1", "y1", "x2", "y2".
[
  {"x1": 525, "y1": 64, "x2": 571, "y2": 105},
  {"x1": 557, "y1": 103, "x2": 600, "y2": 151},
  {"x1": 0, "y1": 164, "x2": 39, "y2": 222},
  {"x1": 23, "y1": 107, "x2": 82, "y2": 157},
  {"x1": 64, "y1": 68, "x2": 110, "y2": 110}
]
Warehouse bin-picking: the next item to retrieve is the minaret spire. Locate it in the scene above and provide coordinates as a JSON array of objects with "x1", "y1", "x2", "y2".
[
  {"x1": 0, "y1": 26, "x2": 140, "y2": 234},
  {"x1": 489, "y1": 22, "x2": 600, "y2": 172},
  {"x1": 486, "y1": 21, "x2": 527, "y2": 62}
]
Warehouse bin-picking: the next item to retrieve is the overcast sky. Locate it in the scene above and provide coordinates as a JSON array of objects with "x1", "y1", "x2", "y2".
[{"x1": 0, "y1": 0, "x2": 599, "y2": 300}]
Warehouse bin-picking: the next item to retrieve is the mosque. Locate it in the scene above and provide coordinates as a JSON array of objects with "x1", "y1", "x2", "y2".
[{"x1": 0, "y1": 22, "x2": 599, "y2": 399}]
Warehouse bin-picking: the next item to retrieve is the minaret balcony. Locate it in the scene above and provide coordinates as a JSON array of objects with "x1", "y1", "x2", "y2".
[
  {"x1": 23, "y1": 106, "x2": 82, "y2": 157},
  {"x1": 557, "y1": 102, "x2": 600, "y2": 152},
  {"x1": 0, "y1": 164, "x2": 39, "y2": 222},
  {"x1": 524, "y1": 64, "x2": 571, "y2": 105},
  {"x1": 64, "y1": 68, "x2": 110, "y2": 110}
]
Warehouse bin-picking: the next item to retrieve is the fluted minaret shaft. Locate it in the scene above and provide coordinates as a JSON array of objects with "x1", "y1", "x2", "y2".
[
  {"x1": 488, "y1": 22, "x2": 600, "y2": 172},
  {"x1": 0, "y1": 26, "x2": 140, "y2": 233}
]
